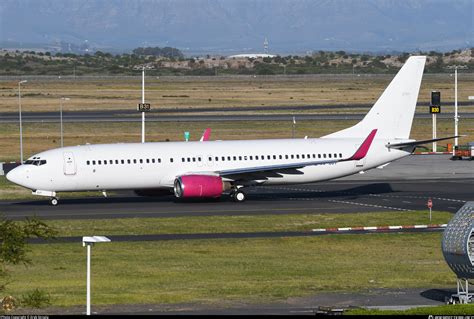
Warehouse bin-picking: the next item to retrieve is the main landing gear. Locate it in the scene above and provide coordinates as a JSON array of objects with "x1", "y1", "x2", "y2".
[
  {"x1": 49, "y1": 197, "x2": 59, "y2": 206},
  {"x1": 231, "y1": 189, "x2": 246, "y2": 202}
]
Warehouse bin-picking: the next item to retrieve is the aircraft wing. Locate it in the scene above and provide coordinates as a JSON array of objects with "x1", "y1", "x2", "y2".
[
  {"x1": 217, "y1": 129, "x2": 377, "y2": 180},
  {"x1": 386, "y1": 135, "x2": 461, "y2": 149},
  {"x1": 200, "y1": 128, "x2": 211, "y2": 141}
]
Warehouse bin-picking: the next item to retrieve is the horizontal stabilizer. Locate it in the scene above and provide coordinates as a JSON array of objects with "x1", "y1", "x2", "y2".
[{"x1": 386, "y1": 135, "x2": 462, "y2": 149}]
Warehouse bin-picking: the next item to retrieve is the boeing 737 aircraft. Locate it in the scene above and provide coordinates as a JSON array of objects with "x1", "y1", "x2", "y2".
[{"x1": 6, "y1": 56, "x2": 457, "y2": 205}]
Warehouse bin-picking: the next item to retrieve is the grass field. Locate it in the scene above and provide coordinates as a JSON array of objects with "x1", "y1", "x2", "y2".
[
  {"x1": 346, "y1": 304, "x2": 474, "y2": 315},
  {"x1": 0, "y1": 74, "x2": 472, "y2": 113},
  {"x1": 4, "y1": 233, "x2": 453, "y2": 307},
  {"x1": 0, "y1": 176, "x2": 104, "y2": 201},
  {"x1": 0, "y1": 210, "x2": 454, "y2": 309},
  {"x1": 45, "y1": 211, "x2": 451, "y2": 237}
]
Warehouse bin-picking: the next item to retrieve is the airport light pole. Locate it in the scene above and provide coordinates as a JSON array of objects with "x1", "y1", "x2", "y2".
[
  {"x1": 83, "y1": 236, "x2": 111, "y2": 316},
  {"x1": 141, "y1": 67, "x2": 145, "y2": 143},
  {"x1": 18, "y1": 80, "x2": 27, "y2": 163},
  {"x1": 446, "y1": 65, "x2": 468, "y2": 155},
  {"x1": 60, "y1": 97, "x2": 70, "y2": 148}
]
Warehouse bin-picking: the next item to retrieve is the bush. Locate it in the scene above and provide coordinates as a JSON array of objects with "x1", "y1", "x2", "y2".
[{"x1": 20, "y1": 289, "x2": 51, "y2": 309}]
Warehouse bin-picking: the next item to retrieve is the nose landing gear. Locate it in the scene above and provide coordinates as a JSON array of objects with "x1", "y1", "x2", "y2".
[{"x1": 49, "y1": 197, "x2": 59, "y2": 206}]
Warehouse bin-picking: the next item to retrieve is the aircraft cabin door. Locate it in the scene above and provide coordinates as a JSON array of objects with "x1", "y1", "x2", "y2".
[{"x1": 63, "y1": 152, "x2": 77, "y2": 175}]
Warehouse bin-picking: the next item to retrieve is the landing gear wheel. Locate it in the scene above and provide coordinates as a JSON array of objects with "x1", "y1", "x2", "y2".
[
  {"x1": 50, "y1": 197, "x2": 59, "y2": 206},
  {"x1": 232, "y1": 190, "x2": 246, "y2": 202}
]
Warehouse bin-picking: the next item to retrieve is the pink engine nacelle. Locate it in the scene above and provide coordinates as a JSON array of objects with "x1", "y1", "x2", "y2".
[{"x1": 174, "y1": 175, "x2": 227, "y2": 198}]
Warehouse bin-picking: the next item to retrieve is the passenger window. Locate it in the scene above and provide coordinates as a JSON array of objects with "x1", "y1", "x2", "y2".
[
  {"x1": 121, "y1": 160, "x2": 124, "y2": 164},
  {"x1": 170, "y1": 158, "x2": 174, "y2": 163},
  {"x1": 215, "y1": 157, "x2": 218, "y2": 161},
  {"x1": 198, "y1": 157, "x2": 201, "y2": 162},
  {"x1": 193, "y1": 158, "x2": 196, "y2": 162},
  {"x1": 291, "y1": 155, "x2": 294, "y2": 159},
  {"x1": 233, "y1": 156, "x2": 236, "y2": 161},
  {"x1": 296, "y1": 155, "x2": 299, "y2": 159},
  {"x1": 98, "y1": 160, "x2": 102, "y2": 165},
  {"x1": 250, "y1": 156, "x2": 253, "y2": 160},
  {"x1": 267, "y1": 155, "x2": 271, "y2": 160},
  {"x1": 323, "y1": 154, "x2": 326, "y2": 158},
  {"x1": 244, "y1": 156, "x2": 247, "y2": 160},
  {"x1": 302, "y1": 154, "x2": 305, "y2": 159},
  {"x1": 158, "y1": 159, "x2": 161, "y2": 163},
  {"x1": 139, "y1": 159, "x2": 143, "y2": 164},
  {"x1": 109, "y1": 160, "x2": 113, "y2": 164},
  {"x1": 273, "y1": 155, "x2": 276, "y2": 160},
  {"x1": 329, "y1": 154, "x2": 332, "y2": 158},
  {"x1": 87, "y1": 160, "x2": 90, "y2": 165},
  {"x1": 239, "y1": 156, "x2": 242, "y2": 161},
  {"x1": 222, "y1": 156, "x2": 225, "y2": 161},
  {"x1": 255, "y1": 156, "x2": 259, "y2": 160},
  {"x1": 151, "y1": 159, "x2": 155, "y2": 163},
  {"x1": 146, "y1": 159, "x2": 150, "y2": 164},
  {"x1": 228, "y1": 156, "x2": 231, "y2": 161},
  {"x1": 209, "y1": 157, "x2": 212, "y2": 161},
  {"x1": 285, "y1": 155, "x2": 288, "y2": 159},
  {"x1": 339, "y1": 153, "x2": 343, "y2": 158},
  {"x1": 187, "y1": 158, "x2": 191, "y2": 162},
  {"x1": 92, "y1": 160, "x2": 96, "y2": 165},
  {"x1": 127, "y1": 159, "x2": 131, "y2": 164}
]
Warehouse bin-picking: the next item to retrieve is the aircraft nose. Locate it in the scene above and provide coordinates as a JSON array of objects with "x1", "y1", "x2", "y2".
[{"x1": 6, "y1": 166, "x2": 22, "y2": 185}]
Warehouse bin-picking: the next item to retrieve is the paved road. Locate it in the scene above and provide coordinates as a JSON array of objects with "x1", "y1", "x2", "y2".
[
  {"x1": 1, "y1": 109, "x2": 473, "y2": 123},
  {"x1": 1, "y1": 178, "x2": 471, "y2": 220},
  {"x1": 18, "y1": 287, "x2": 453, "y2": 315},
  {"x1": 30, "y1": 227, "x2": 445, "y2": 245}
]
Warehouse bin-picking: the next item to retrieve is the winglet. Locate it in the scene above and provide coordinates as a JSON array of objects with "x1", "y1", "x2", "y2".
[
  {"x1": 346, "y1": 129, "x2": 377, "y2": 161},
  {"x1": 200, "y1": 128, "x2": 211, "y2": 142}
]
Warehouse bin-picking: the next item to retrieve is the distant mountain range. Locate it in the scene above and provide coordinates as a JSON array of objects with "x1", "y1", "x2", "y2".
[{"x1": 0, "y1": 0, "x2": 472, "y2": 55}]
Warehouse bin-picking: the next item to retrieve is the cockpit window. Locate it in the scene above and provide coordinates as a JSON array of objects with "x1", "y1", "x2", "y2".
[{"x1": 24, "y1": 160, "x2": 46, "y2": 166}]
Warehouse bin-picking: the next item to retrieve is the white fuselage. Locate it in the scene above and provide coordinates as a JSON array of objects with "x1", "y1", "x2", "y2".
[{"x1": 7, "y1": 137, "x2": 409, "y2": 193}]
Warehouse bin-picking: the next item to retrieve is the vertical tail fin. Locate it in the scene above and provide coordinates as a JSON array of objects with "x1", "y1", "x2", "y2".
[{"x1": 323, "y1": 56, "x2": 426, "y2": 139}]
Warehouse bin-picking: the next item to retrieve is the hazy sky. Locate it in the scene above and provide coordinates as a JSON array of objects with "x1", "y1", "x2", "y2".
[{"x1": 1, "y1": 0, "x2": 472, "y2": 53}]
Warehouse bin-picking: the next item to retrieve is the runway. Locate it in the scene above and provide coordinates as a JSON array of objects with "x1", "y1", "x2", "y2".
[
  {"x1": 1, "y1": 178, "x2": 471, "y2": 220},
  {"x1": 1, "y1": 109, "x2": 473, "y2": 123},
  {"x1": 1, "y1": 155, "x2": 472, "y2": 221}
]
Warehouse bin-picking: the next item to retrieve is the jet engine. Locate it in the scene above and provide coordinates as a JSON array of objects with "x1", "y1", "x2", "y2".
[{"x1": 174, "y1": 175, "x2": 231, "y2": 198}]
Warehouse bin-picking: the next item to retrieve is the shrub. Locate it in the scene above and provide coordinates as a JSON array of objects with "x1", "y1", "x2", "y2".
[{"x1": 20, "y1": 289, "x2": 51, "y2": 309}]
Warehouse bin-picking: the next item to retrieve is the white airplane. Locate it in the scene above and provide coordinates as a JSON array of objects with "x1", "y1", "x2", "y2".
[{"x1": 6, "y1": 56, "x2": 457, "y2": 206}]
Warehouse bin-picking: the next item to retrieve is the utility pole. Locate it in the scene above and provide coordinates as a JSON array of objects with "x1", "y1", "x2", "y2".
[
  {"x1": 82, "y1": 236, "x2": 111, "y2": 316},
  {"x1": 446, "y1": 65, "x2": 468, "y2": 155},
  {"x1": 142, "y1": 67, "x2": 145, "y2": 143},
  {"x1": 60, "y1": 97, "x2": 70, "y2": 148},
  {"x1": 18, "y1": 80, "x2": 27, "y2": 163}
]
